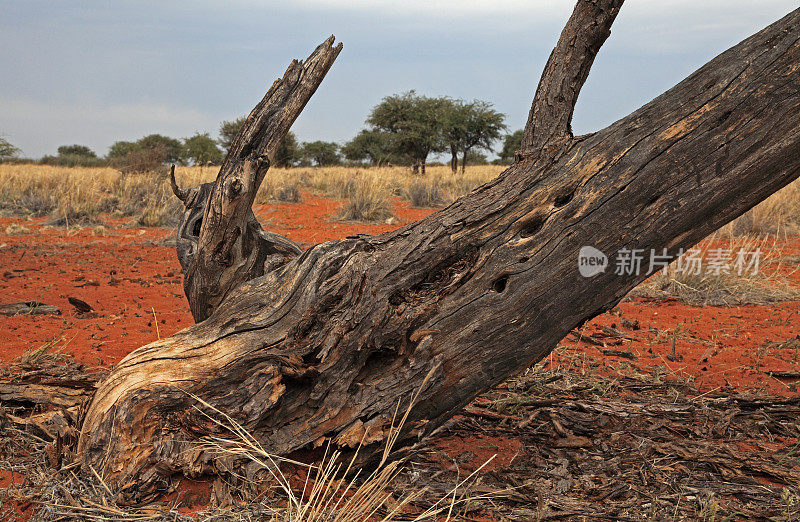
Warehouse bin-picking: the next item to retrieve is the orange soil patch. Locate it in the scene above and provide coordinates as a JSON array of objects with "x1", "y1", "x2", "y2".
[
  {"x1": 0, "y1": 471, "x2": 25, "y2": 489},
  {"x1": 0, "y1": 471, "x2": 31, "y2": 520},
  {"x1": 159, "y1": 477, "x2": 214, "y2": 516},
  {"x1": 256, "y1": 193, "x2": 433, "y2": 247},
  {"x1": 552, "y1": 298, "x2": 800, "y2": 396},
  {"x1": 434, "y1": 435, "x2": 524, "y2": 473},
  {"x1": 0, "y1": 194, "x2": 432, "y2": 367}
]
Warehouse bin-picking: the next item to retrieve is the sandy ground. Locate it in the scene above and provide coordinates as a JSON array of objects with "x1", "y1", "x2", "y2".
[
  {"x1": 2, "y1": 194, "x2": 798, "y2": 393},
  {"x1": 1, "y1": 193, "x2": 799, "y2": 518}
]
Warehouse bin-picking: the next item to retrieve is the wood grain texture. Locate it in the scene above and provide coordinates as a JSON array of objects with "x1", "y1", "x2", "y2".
[
  {"x1": 176, "y1": 37, "x2": 341, "y2": 321},
  {"x1": 521, "y1": 0, "x2": 624, "y2": 158},
  {"x1": 0, "y1": 301, "x2": 60, "y2": 316},
  {"x1": 78, "y1": 6, "x2": 800, "y2": 504}
]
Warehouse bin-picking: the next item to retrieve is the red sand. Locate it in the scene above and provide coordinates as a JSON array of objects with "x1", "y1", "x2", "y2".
[
  {"x1": 554, "y1": 298, "x2": 800, "y2": 395},
  {"x1": 435, "y1": 435, "x2": 524, "y2": 473},
  {"x1": 1, "y1": 192, "x2": 799, "y2": 515},
  {"x1": 2, "y1": 195, "x2": 798, "y2": 393}
]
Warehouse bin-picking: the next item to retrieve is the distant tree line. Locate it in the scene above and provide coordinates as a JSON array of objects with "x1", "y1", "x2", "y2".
[
  {"x1": 0, "y1": 137, "x2": 21, "y2": 163},
  {"x1": 222, "y1": 92, "x2": 521, "y2": 172},
  {"x1": 29, "y1": 133, "x2": 226, "y2": 172},
  {"x1": 345, "y1": 91, "x2": 507, "y2": 173},
  {"x1": 0, "y1": 91, "x2": 525, "y2": 171}
]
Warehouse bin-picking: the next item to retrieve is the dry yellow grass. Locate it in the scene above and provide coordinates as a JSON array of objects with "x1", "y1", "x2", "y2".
[
  {"x1": 256, "y1": 165, "x2": 503, "y2": 208},
  {"x1": 1, "y1": 163, "x2": 797, "y2": 230},
  {"x1": 628, "y1": 235, "x2": 800, "y2": 306},
  {"x1": 718, "y1": 180, "x2": 800, "y2": 236},
  {"x1": 0, "y1": 164, "x2": 503, "y2": 225},
  {"x1": 0, "y1": 164, "x2": 215, "y2": 226}
]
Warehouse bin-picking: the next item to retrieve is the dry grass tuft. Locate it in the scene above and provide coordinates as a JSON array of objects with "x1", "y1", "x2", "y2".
[
  {"x1": 3, "y1": 364, "x2": 496, "y2": 521},
  {"x1": 4, "y1": 223, "x2": 33, "y2": 235},
  {"x1": 256, "y1": 173, "x2": 305, "y2": 204},
  {"x1": 722, "y1": 179, "x2": 800, "y2": 236},
  {"x1": 405, "y1": 177, "x2": 446, "y2": 208},
  {"x1": 629, "y1": 236, "x2": 800, "y2": 306},
  {"x1": 188, "y1": 366, "x2": 496, "y2": 521},
  {"x1": 335, "y1": 171, "x2": 395, "y2": 223}
]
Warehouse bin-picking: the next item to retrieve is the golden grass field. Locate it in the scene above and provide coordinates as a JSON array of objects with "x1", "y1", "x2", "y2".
[
  {"x1": 0, "y1": 163, "x2": 798, "y2": 234},
  {"x1": 0, "y1": 164, "x2": 504, "y2": 226}
]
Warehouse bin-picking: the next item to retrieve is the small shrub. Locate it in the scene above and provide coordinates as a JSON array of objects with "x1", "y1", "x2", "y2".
[
  {"x1": 336, "y1": 172, "x2": 394, "y2": 222},
  {"x1": 273, "y1": 183, "x2": 302, "y2": 203},
  {"x1": 119, "y1": 173, "x2": 182, "y2": 227},
  {"x1": 405, "y1": 177, "x2": 445, "y2": 208}
]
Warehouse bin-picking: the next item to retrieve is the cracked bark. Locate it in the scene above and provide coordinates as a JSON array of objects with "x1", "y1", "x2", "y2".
[{"x1": 78, "y1": 1, "x2": 800, "y2": 504}]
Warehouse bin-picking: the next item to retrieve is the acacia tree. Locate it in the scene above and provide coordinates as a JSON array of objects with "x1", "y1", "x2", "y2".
[
  {"x1": 0, "y1": 137, "x2": 20, "y2": 161},
  {"x1": 57, "y1": 145, "x2": 97, "y2": 158},
  {"x1": 106, "y1": 140, "x2": 139, "y2": 159},
  {"x1": 300, "y1": 140, "x2": 342, "y2": 166},
  {"x1": 78, "y1": 4, "x2": 800, "y2": 504},
  {"x1": 137, "y1": 134, "x2": 184, "y2": 164},
  {"x1": 42, "y1": 144, "x2": 105, "y2": 167},
  {"x1": 367, "y1": 91, "x2": 447, "y2": 173},
  {"x1": 183, "y1": 133, "x2": 223, "y2": 165},
  {"x1": 442, "y1": 98, "x2": 468, "y2": 172},
  {"x1": 499, "y1": 129, "x2": 524, "y2": 164},
  {"x1": 106, "y1": 134, "x2": 185, "y2": 171},
  {"x1": 445, "y1": 100, "x2": 505, "y2": 173},
  {"x1": 341, "y1": 129, "x2": 397, "y2": 166},
  {"x1": 218, "y1": 117, "x2": 246, "y2": 151}
]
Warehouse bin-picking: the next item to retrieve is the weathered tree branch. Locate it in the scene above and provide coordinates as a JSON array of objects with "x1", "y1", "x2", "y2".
[
  {"x1": 78, "y1": 5, "x2": 800, "y2": 504},
  {"x1": 521, "y1": 0, "x2": 624, "y2": 158},
  {"x1": 180, "y1": 37, "x2": 341, "y2": 321}
]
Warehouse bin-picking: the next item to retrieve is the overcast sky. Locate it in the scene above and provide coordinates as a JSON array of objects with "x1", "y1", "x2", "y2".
[{"x1": 1, "y1": 0, "x2": 797, "y2": 159}]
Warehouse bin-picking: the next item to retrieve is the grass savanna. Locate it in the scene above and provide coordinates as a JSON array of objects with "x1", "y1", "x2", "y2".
[
  {"x1": 2, "y1": 163, "x2": 800, "y2": 229},
  {"x1": 0, "y1": 164, "x2": 503, "y2": 226}
]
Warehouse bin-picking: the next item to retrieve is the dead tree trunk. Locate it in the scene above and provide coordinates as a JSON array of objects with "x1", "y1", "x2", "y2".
[
  {"x1": 172, "y1": 37, "x2": 341, "y2": 322},
  {"x1": 79, "y1": 1, "x2": 800, "y2": 503}
]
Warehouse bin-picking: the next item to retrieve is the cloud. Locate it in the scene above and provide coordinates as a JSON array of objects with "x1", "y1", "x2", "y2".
[
  {"x1": 2, "y1": 0, "x2": 797, "y2": 158},
  {"x1": 248, "y1": 0, "x2": 567, "y2": 17},
  {"x1": 0, "y1": 96, "x2": 216, "y2": 157}
]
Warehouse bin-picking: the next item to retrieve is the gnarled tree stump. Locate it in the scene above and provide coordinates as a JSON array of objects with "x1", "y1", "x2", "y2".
[{"x1": 78, "y1": 1, "x2": 800, "y2": 503}]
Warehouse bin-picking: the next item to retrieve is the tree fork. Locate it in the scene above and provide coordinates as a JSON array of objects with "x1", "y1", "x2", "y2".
[
  {"x1": 79, "y1": 2, "x2": 800, "y2": 504},
  {"x1": 174, "y1": 36, "x2": 341, "y2": 322}
]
